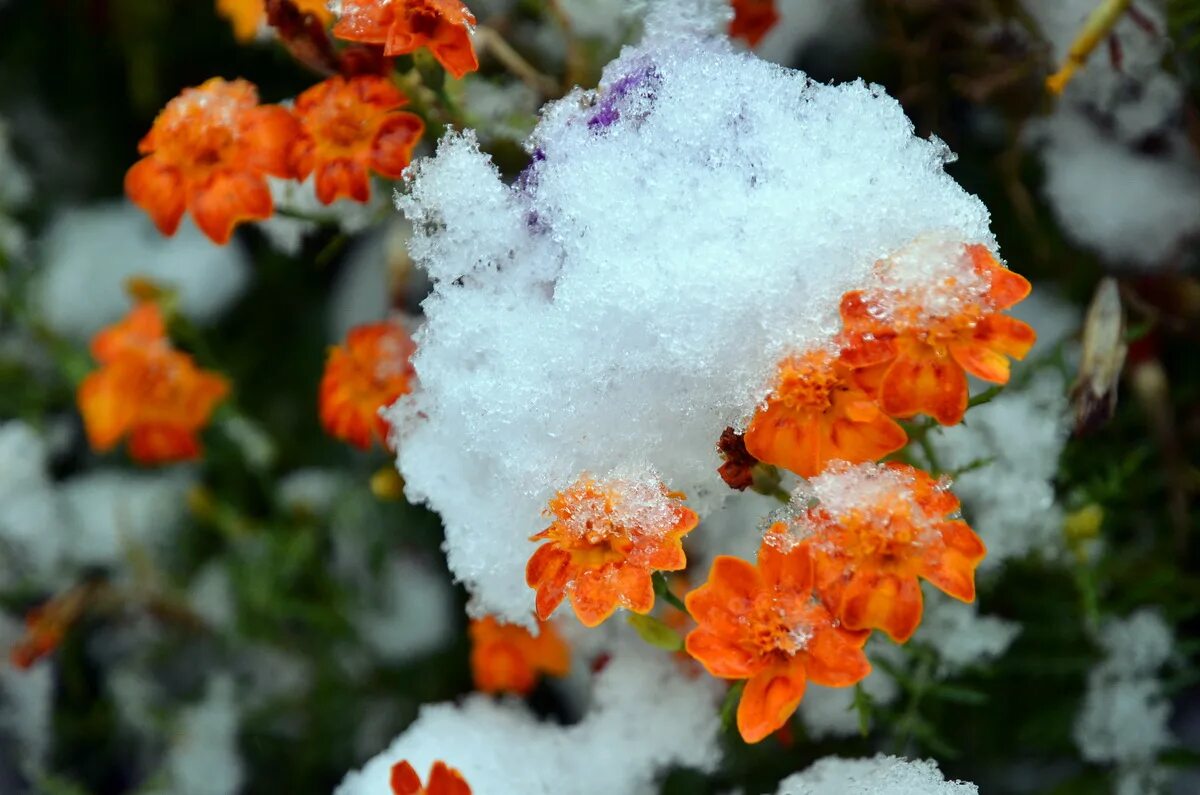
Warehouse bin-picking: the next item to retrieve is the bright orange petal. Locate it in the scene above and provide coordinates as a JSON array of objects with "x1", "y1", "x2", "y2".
[
  {"x1": 77, "y1": 369, "x2": 134, "y2": 451},
  {"x1": 983, "y1": 263, "x2": 1032, "y2": 310},
  {"x1": 125, "y1": 158, "x2": 186, "y2": 237},
  {"x1": 737, "y1": 662, "x2": 806, "y2": 744},
  {"x1": 427, "y1": 23, "x2": 478, "y2": 79},
  {"x1": 827, "y1": 400, "x2": 908, "y2": 464},
  {"x1": 189, "y1": 172, "x2": 272, "y2": 244},
  {"x1": 371, "y1": 113, "x2": 425, "y2": 177},
  {"x1": 426, "y1": 762, "x2": 471, "y2": 795},
  {"x1": 614, "y1": 564, "x2": 655, "y2": 615},
  {"x1": 921, "y1": 521, "x2": 984, "y2": 602},
  {"x1": 314, "y1": 160, "x2": 372, "y2": 204},
  {"x1": 685, "y1": 629, "x2": 761, "y2": 679},
  {"x1": 569, "y1": 568, "x2": 622, "y2": 627},
  {"x1": 686, "y1": 556, "x2": 762, "y2": 624},
  {"x1": 390, "y1": 761, "x2": 422, "y2": 795},
  {"x1": 974, "y1": 314, "x2": 1037, "y2": 360},
  {"x1": 744, "y1": 401, "x2": 823, "y2": 478},
  {"x1": 879, "y1": 353, "x2": 968, "y2": 426},
  {"x1": 757, "y1": 540, "x2": 813, "y2": 594},
  {"x1": 240, "y1": 105, "x2": 302, "y2": 178},
  {"x1": 948, "y1": 341, "x2": 1012, "y2": 384},
  {"x1": 804, "y1": 624, "x2": 871, "y2": 687},
  {"x1": 838, "y1": 571, "x2": 923, "y2": 643},
  {"x1": 128, "y1": 424, "x2": 202, "y2": 464}
]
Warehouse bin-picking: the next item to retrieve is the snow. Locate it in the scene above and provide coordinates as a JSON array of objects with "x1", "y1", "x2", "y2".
[
  {"x1": 775, "y1": 754, "x2": 978, "y2": 794},
  {"x1": 35, "y1": 201, "x2": 249, "y2": 340},
  {"x1": 334, "y1": 642, "x2": 721, "y2": 795},
  {"x1": 387, "y1": 6, "x2": 997, "y2": 625}
]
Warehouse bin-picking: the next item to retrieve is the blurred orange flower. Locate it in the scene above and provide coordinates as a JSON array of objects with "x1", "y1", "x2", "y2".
[
  {"x1": 290, "y1": 75, "x2": 425, "y2": 204},
  {"x1": 125, "y1": 77, "x2": 300, "y2": 244},
  {"x1": 729, "y1": 0, "x2": 779, "y2": 48},
  {"x1": 469, "y1": 615, "x2": 570, "y2": 695},
  {"x1": 319, "y1": 320, "x2": 416, "y2": 450},
  {"x1": 217, "y1": 0, "x2": 333, "y2": 42},
  {"x1": 9, "y1": 585, "x2": 93, "y2": 669},
  {"x1": 332, "y1": 0, "x2": 479, "y2": 79},
  {"x1": 839, "y1": 244, "x2": 1036, "y2": 426},
  {"x1": 685, "y1": 543, "x2": 871, "y2": 744},
  {"x1": 744, "y1": 350, "x2": 907, "y2": 478},
  {"x1": 390, "y1": 760, "x2": 471, "y2": 795},
  {"x1": 526, "y1": 475, "x2": 698, "y2": 627},
  {"x1": 78, "y1": 303, "x2": 230, "y2": 465},
  {"x1": 796, "y1": 462, "x2": 985, "y2": 643}
]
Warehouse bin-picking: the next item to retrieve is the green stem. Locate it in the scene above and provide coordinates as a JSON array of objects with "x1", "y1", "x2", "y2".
[{"x1": 652, "y1": 572, "x2": 689, "y2": 617}]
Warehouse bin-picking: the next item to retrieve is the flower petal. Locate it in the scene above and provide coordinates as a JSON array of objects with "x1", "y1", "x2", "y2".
[
  {"x1": 744, "y1": 401, "x2": 823, "y2": 477},
  {"x1": 426, "y1": 761, "x2": 472, "y2": 795},
  {"x1": 389, "y1": 761, "x2": 422, "y2": 795},
  {"x1": 804, "y1": 624, "x2": 871, "y2": 687},
  {"x1": 189, "y1": 172, "x2": 272, "y2": 244},
  {"x1": 975, "y1": 314, "x2": 1037, "y2": 360},
  {"x1": 314, "y1": 160, "x2": 372, "y2": 204},
  {"x1": 128, "y1": 424, "x2": 203, "y2": 465},
  {"x1": 737, "y1": 662, "x2": 806, "y2": 744},
  {"x1": 685, "y1": 629, "x2": 761, "y2": 679},
  {"x1": 838, "y1": 570, "x2": 924, "y2": 643},
  {"x1": 125, "y1": 158, "x2": 186, "y2": 237},
  {"x1": 879, "y1": 353, "x2": 968, "y2": 426},
  {"x1": 948, "y1": 340, "x2": 1012, "y2": 384},
  {"x1": 371, "y1": 113, "x2": 425, "y2": 178}
]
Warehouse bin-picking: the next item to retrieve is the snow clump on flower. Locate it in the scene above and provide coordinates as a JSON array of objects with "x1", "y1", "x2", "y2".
[
  {"x1": 334, "y1": 642, "x2": 722, "y2": 795},
  {"x1": 774, "y1": 754, "x2": 978, "y2": 794},
  {"x1": 388, "y1": 5, "x2": 997, "y2": 625}
]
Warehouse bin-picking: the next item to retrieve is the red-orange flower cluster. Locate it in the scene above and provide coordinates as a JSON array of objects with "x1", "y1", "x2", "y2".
[
  {"x1": 390, "y1": 760, "x2": 471, "y2": 795},
  {"x1": 332, "y1": 0, "x2": 479, "y2": 79},
  {"x1": 526, "y1": 475, "x2": 698, "y2": 627},
  {"x1": 77, "y1": 303, "x2": 229, "y2": 465},
  {"x1": 729, "y1": 0, "x2": 780, "y2": 48},
  {"x1": 686, "y1": 543, "x2": 870, "y2": 743},
  {"x1": 469, "y1": 615, "x2": 570, "y2": 695},
  {"x1": 792, "y1": 462, "x2": 985, "y2": 643},
  {"x1": 290, "y1": 75, "x2": 425, "y2": 204},
  {"x1": 125, "y1": 78, "x2": 300, "y2": 245},
  {"x1": 744, "y1": 350, "x2": 907, "y2": 478},
  {"x1": 839, "y1": 244, "x2": 1036, "y2": 426},
  {"x1": 319, "y1": 320, "x2": 416, "y2": 450}
]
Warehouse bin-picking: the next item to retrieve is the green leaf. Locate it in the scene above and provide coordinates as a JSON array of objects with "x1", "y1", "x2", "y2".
[{"x1": 626, "y1": 613, "x2": 684, "y2": 652}]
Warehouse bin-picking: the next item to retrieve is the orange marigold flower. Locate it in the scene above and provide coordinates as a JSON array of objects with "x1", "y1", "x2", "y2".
[
  {"x1": 838, "y1": 242, "x2": 1036, "y2": 426},
  {"x1": 290, "y1": 75, "x2": 425, "y2": 205},
  {"x1": 469, "y1": 615, "x2": 570, "y2": 695},
  {"x1": 78, "y1": 303, "x2": 230, "y2": 465},
  {"x1": 729, "y1": 0, "x2": 780, "y2": 48},
  {"x1": 784, "y1": 461, "x2": 986, "y2": 643},
  {"x1": 319, "y1": 319, "x2": 416, "y2": 450},
  {"x1": 743, "y1": 350, "x2": 907, "y2": 478},
  {"x1": 526, "y1": 474, "x2": 699, "y2": 628},
  {"x1": 685, "y1": 543, "x2": 871, "y2": 744},
  {"x1": 217, "y1": 0, "x2": 333, "y2": 42},
  {"x1": 125, "y1": 77, "x2": 300, "y2": 245},
  {"x1": 390, "y1": 760, "x2": 471, "y2": 795},
  {"x1": 332, "y1": 0, "x2": 479, "y2": 79}
]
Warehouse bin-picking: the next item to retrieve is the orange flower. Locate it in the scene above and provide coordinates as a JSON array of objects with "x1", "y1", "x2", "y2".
[
  {"x1": 838, "y1": 243, "x2": 1036, "y2": 426},
  {"x1": 217, "y1": 0, "x2": 332, "y2": 42},
  {"x1": 526, "y1": 475, "x2": 698, "y2": 628},
  {"x1": 290, "y1": 75, "x2": 425, "y2": 204},
  {"x1": 332, "y1": 0, "x2": 479, "y2": 79},
  {"x1": 469, "y1": 615, "x2": 570, "y2": 695},
  {"x1": 729, "y1": 0, "x2": 780, "y2": 48},
  {"x1": 685, "y1": 543, "x2": 871, "y2": 744},
  {"x1": 788, "y1": 461, "x2": 986, "y2": 643},
  {"x1": 390, "y1": 760, "x2": 471, "y2": 795},
  {"x1": 125, "y1": 77, "x2": 300, "y2": 244},
  {"x1": 743, "y1": 350, "x2": 907, "y2": 478},
  {"x1": 78, "y1": 303, "x2": 230, "y2": 465},
  {"x1": 319, "y1": 320, "x2": 416, "y2": 450}
]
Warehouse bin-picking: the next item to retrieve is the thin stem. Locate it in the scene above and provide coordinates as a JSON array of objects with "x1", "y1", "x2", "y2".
[{"x1": 475, "y1": 26, "x2": 559, "y2": 97}]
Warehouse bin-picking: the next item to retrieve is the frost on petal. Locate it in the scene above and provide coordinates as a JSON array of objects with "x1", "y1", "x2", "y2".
[
  {"x1": 775, "y1": 754, "x2": 978, "y2": 794},
  {"x1": 334, "y1": 644, "x2": 721, "y2": 795},
  {"x1": 388, "y1": 18, "x2": 994, "y2": 625}
]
